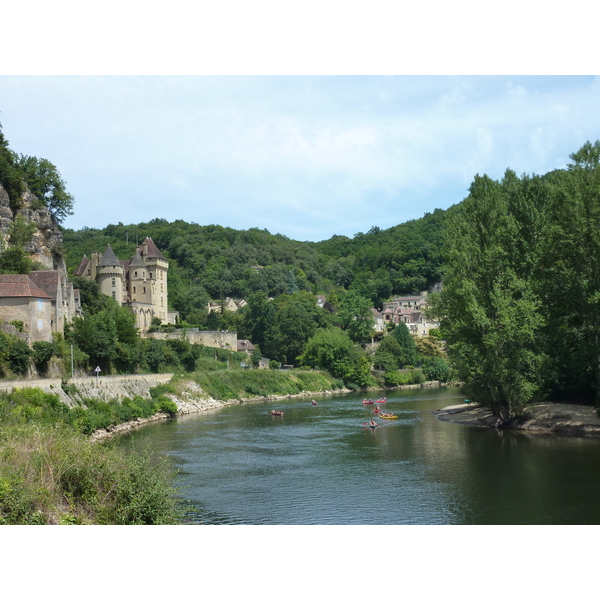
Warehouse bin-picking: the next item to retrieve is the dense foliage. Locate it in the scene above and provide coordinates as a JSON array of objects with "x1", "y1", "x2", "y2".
[
  {"x1": 0, "y1": 122, "x2": 74, "y2": 223},
  {"x1": 434, "y1": 140, "x2": 600, "y2": 419},
  {"x1": 61, "y1": 211, "x2": 447, "y2": 321}
]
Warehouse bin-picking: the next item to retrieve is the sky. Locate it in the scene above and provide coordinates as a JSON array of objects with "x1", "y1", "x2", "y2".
[{"x1": 2, "y1": 75, "x2": 599, "y2": 242}]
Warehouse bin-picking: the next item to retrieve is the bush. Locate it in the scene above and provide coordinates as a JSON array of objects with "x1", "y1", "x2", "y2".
[
  {"x1": 155, "y1": 396, "x2": 178, "y2": 416},
  {"x1": 269, "y1": 360, "x2": 281, "y2": 370},
  {"x1": 32, "y1": 341, "x2": 55, "y2": 372},
  {"x1": 421, "y1": 356, "x2": 452, "y2": 382},
  {"x1": 7, "y1": 338, "x2": 30, "y2": 374}
]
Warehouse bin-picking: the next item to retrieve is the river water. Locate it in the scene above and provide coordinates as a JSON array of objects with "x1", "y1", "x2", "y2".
[{"x1": 119, "y1": 386, "x2": 600, "y2": 524}]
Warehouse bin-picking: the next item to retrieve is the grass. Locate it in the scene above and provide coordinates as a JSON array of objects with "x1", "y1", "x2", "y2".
[
  {"x1": 0, "y1": 424, "x2": 184, "y2": 524},
  {"x1": 192, "y1": 369, "x2": 342, "y2": 400}
]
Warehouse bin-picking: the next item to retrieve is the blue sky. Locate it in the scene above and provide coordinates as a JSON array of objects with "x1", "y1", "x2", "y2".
[{"x1": 2, "y1": 75, "x2": 599, "y2": 242}]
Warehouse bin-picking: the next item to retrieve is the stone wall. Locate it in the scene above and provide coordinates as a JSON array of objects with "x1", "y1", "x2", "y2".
[
  {"x1": 0, "y1": 373, "x2": 174, "y2": 407},
  {"x1": 143, "y1": 329, "x2": 237, "y2": 350}
]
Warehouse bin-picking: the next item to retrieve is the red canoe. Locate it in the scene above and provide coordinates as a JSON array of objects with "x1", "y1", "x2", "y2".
[{"x1": 362, "y1": 399, "x2": 374, "y2": 405}]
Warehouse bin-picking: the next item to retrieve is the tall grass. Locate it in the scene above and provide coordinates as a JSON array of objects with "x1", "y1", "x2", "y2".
[{"x1": 0, "y1": 424, "x2": 183, "y2": 524}]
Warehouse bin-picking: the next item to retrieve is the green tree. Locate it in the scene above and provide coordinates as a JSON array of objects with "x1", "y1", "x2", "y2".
[
  {"x1": 390, "y1": 322, "x2": 417, "y2": 366},
  {"x1": 435, "y1": 171, "x2": 547, "y2": 420},
  {"x1": 0, "y1": 216, "x2": 37, "y2": 274},
  {"x1": 373, "y1": 335, "x2": 404, "y2": 371},
  {"x1": 421, "y1": 356, "x2": 451, "y2": 382},
  {"x1": 539, "y1": 142, "x2": 600, "y2": 403},
  {"x1": 263, "y1": 292, "x2": 331, "y2": 365},
  {"x1": 17, "y1": 155, "x2": 74, "y2": 223},
  {"x1": 337, "y1": 290, "x2": 374, "y2": 343},
  {"x1": 0, "y1": 122, "x2": 24, "y2": 211},
  {"x1": 299, "y1": 326, "x2": 374, "y2": 386}
]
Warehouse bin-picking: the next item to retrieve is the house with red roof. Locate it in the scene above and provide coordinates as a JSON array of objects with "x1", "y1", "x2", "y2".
[{"x1": 0, "y1": 274, "x2": 53, "y2": 344}]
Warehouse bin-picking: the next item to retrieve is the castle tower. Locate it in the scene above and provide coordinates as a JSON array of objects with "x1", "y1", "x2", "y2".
[
  {"x1": 128, "y1": 250, "x2": 148, "y2": 304},
  {"x1": 138, "y1": 237, "x2": 168, "y2": 323},
  {"x1": 96, "y1": 244, "x2": 125, "y2": 304}
]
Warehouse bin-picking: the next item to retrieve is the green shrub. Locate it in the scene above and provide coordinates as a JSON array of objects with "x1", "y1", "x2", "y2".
[
  {"x1": 7, "y1": 338, "x2": 30, "y2": 374},
  {"x1": 32, "y1": 341, "x2": 55, "y2": 372},
  {"x1": 149, "y1": 384, "x2": 176, "y2": 399},
  {"x1": 155, "y1": 396, "x2": 178, "y2": 416}
]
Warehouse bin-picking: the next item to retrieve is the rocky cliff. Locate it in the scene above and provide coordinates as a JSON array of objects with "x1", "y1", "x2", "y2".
[{"x1": 0, "y1": 181, "x2": 66, "y2": 271}]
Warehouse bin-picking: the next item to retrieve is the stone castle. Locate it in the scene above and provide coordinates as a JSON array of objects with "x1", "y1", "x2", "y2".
[{"x1": 74, "y1": 238, "x2": 177, "y2": 331}]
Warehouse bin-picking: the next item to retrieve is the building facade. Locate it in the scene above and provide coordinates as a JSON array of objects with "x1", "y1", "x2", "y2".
[
  {"x1": 74, "y1": 237, "x2": 177, "y2": 331},
  {"x1": 0, "y1": 274, "x2": 53, "y2": 344}
]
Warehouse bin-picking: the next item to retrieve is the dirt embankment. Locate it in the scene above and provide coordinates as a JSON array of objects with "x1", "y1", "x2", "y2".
[{"x1": 434, "y1": 402, "x2": 600, "y2": 436}]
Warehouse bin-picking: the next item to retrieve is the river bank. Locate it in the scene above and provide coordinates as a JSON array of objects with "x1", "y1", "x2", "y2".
[{"x1": 434, "y1": 401, "x2": 600, "y2": 436}]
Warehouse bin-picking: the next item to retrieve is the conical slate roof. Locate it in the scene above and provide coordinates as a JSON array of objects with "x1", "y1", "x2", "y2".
[
  {"x1": 99, "y1": 244, "x2": 121, "y2": 267},
  {"x1": 140, "y1": 237, "x2": 166, "y2": 260},
  {"x1": 129, "y1": 250, "x2": 145, "y2": 267}
]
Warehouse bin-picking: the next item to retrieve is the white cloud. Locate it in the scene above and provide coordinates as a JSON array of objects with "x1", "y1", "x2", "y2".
[{"x1": 2, "y1": 76, "x2": 600, "y2": 241}]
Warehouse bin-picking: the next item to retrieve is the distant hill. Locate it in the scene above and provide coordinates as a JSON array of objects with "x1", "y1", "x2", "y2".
[{"x1": 61, "y1": 208, "x2": 450, "y2": 322}]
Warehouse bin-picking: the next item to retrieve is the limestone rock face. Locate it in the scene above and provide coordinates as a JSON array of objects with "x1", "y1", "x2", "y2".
[
  {"x1": 0, "y1": 181, "x2": 66, "y2": 272},
  {"x1": 0, "y1": 182, "x2": 14, "y2": 237}
]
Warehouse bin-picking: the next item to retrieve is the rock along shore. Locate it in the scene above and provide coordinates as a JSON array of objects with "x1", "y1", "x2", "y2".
[{"x1": 434, "y1": 402, "x2": 600, "y2": 437}]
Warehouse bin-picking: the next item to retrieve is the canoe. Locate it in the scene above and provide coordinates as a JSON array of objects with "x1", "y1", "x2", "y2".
[
  {"x1": 380, "y1": 414, "x2": 397, "y2": 419},
  {"x1": 270, "y1": 411, "x2": 284, "y2": 416},
  {"x1": 362, "y1": 400, "x2": 374, "y2": 405},
  {"x1": 376, "y1": 399, "x2": 387, "y2": 403}
]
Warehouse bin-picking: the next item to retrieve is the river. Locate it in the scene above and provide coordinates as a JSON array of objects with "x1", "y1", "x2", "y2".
[{"x1": 118, "y1": 386, "x2": 600, "y2": 524}]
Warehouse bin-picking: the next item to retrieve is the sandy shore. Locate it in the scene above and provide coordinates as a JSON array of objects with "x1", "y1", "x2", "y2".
[{"x1": 434, "y1": 401, "x2": 600, "y2": 436}]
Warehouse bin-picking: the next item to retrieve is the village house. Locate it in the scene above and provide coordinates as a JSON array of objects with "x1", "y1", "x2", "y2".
[
  {"x1": 27, "y1": 270, "x2": 82, "y2": 335},
  {"x1": 74, "y1": 237, "x2": 178, "y2": 331},
  {"x1": 379, "y1": 292, "x2": 439, "y2": 338},
  {"x1": 0, "y1": 274, "x2": 53, "y2": 344},
  {"x1": 207, "y1": 297, "x2": 247, "y2": 313}
]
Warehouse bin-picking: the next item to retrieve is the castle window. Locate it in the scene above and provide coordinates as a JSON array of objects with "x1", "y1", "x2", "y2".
[
  {"x1": 149, "y1": 272, "x2": 152, "y2": 279},
  {"x1": 112, "y1": 278, "x2": 115, "y2": 287},
  {"x1": 38, "y1": 299, "x2": 43, "y2": 311},
  {"x1": 112, "y1": 291, "x2": 116, "y2": 299},
  {"x1": 134, "y1": 271, "x2": 138, "y2": 278},
  {"x1": 133, "y1": 287, "x2": 136, "y2": 293},
  {"x1": 38, "y1": 319, "x2": 43, "y2": 331},
  {"x1": 143, "y1": 287, "x2": 146, "y2": 294}
]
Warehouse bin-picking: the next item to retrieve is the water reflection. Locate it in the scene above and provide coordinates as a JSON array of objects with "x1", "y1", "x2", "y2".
[{"x1": 119, "y1": 387, "x2": 600, "y2": 524}]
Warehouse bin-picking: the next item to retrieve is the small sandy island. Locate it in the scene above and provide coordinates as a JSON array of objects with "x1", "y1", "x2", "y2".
[{"x1": 434, "y1": 402, "x2": 600, "y2": 436}]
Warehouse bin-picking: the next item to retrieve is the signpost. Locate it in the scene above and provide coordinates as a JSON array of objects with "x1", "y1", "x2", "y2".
[{"x1": 95, "y1": 366, "x2": 101, "y2": 386}]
